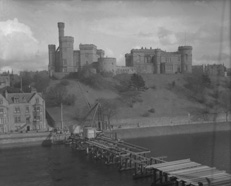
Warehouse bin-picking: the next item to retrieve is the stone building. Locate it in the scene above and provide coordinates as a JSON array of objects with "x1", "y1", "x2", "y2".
[
  {"x1": 125, "y1": 46, "x2": 193, "y2": 74},
  {"x1": 48, "y1": 22, "x2": 193, "y2": 77},
  {"x1": 0, "y1": 90, "x2": 46, "y2": 133},
  {"x1": 192, "y1": 64, "x2": 226, "y2": 76},
  {"x1": 48, "y1": 22, "x2": 115, "y2": 77}
]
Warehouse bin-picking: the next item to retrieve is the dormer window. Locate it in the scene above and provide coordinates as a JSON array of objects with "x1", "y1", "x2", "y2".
[
  {"x1": 36, "y1": 98, "x2": 39, "y2": 104},
  {"x1": 13, "y1": 96, "x2": 19, "y2": 103}
]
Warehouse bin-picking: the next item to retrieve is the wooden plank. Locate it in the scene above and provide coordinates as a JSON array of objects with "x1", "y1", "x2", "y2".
[
  {"x1": 169, "y1": 165, "x2": 212, "y2": 175},
  {"x1": 189, "y1": 170, "x2": 226, "y2": 180},
  {"x1": 160, "y1": 162, "x2": 200, "y2": 172},
  {"x1": 197, "y1": 175, "x2": 231, "y2": 186},
  {"x1": 190, "y1": 171, "x2": 227, "y2": 182},
  {"x1": 204, "y1": 176, "x2": 231, "y2": 186},
  {"x1": 146, "y1": 159, "x2": 191, "y2": 169},
  {"x1": 171, "y1": 169, "x2": 221, "y2": 181}
]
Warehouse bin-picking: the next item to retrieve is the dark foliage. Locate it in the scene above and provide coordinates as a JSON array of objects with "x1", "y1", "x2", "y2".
[{"x1": 130, "y1": 73, "x2": 146, "y2": 90}]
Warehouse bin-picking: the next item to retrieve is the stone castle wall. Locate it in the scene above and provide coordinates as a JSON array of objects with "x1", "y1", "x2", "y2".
[{"x1": 48, "y1": 22, "x2": 193, "y2": 77}]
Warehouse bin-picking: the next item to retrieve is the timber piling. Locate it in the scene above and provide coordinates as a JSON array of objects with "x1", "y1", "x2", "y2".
[{"x1": 69, "y1": 133, "x2": 231, "y2": 186}]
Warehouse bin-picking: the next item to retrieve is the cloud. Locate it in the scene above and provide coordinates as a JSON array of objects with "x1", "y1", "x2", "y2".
[
  {"x1": 194, "y1": 53, "x2": 231, "y2": 68},
  {"x1": 0, "y1": 18, "x2": 45, "y2": 73},
  {"x1": 157, "y1": 27, "x2": 177, "y2": 45},
  {"x1": 104, "y1": 48, "x2": 114, "y2": 57},
  {"x1": 117, "y1": 54, "x2": 125, "y2": 66}
]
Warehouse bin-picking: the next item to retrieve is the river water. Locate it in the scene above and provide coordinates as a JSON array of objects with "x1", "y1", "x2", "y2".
[{"x1": 0, "y1": 131, "x2": 230, "y2": 186}]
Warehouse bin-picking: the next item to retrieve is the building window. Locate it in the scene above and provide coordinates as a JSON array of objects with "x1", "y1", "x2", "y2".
[
  {"x1": 0, "y1": 108, "x2": 3, "y2": 114},
  {"x1": 26, "y1": 106, "x2": 29, "y2": 113},
  {"x1": 0, "y1": 117, "x2": 5, "y2": 124},
  {"x1": 36, "y1": 98, "x2": 39, "y2": 104},
  {"x1": 14, "y1": 97, "x2": 19, "y2": 103},
  {"x1": 14, "y1": 116, "x2": 21, "y2": 123},
  {"x1": 63, "y1": 59, "x2": 67, "y2": 65},
  {"x1": 14, "y1": 107, "x2": 20, "y2": 113},
  {"x1": 0, "y1": 99, "x2": 3, "y2": 104},
  {"x1": 34, "y1": 116, "x2": 41, "y2": 121},
  {"x1": 34, "y1": 106, "x2": 40, "y2": 112}
]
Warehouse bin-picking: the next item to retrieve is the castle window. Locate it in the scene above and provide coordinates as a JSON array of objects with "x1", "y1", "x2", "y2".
[{"x1": 63, "y1": 59, "x2": 67, "y2": 65}]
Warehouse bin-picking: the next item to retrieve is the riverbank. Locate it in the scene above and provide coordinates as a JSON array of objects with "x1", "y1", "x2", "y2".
[
  {"x1": 1, "y1": 122, "x2": 231, "y2": 148},
  {"x1": 113, "y1": 122, "x2": 231, "y2": 139},
  {"x1": 0, "y1": 132, "x2": 50, "y2": 148}
]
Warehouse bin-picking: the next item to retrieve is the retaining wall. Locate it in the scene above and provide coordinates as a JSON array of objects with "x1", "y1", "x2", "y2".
[{"x1": 114, "y1": 122, "x2": 231, "y2": 139}]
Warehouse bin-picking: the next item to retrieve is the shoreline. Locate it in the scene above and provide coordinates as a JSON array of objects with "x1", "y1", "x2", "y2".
[
  {"x1": 0, "y1": 132, "x2": 50, "y2": 149},
  {"x1": 113, "y1": 121, "x2": 231, "y2": 139},
  {"x1": 0, "y1": 122, "x2": 231, "y2": 148}
]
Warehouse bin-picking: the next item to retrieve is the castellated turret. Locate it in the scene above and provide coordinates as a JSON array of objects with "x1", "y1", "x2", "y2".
[
  {"x1": 178, "y1": 46, "x2": 193, "y2": 73},
  {"x1": 153, "y1": 49, "x2": 162, "y2": 74},
  {"x1": 48, "y1": 22, "x2": 108, "y2": 77},
  {"x1": 58, "y1": 22, "x2": 65, "y2": 38}
]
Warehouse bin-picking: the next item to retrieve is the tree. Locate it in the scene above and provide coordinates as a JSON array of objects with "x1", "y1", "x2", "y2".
[
  {"x1": 45, "y1": 84, "x2": 67, "y2": 106},
  {"x1": 220, "y1": 90, "x2": 231, "y2": 121},
  {"x1": 33, "y1": 73, "x2": 50, "y2": 92},
  {"x1": 130, "y1": 73, "x2": 146, "y2": 90},
  {"x1": 98, "y1": 99, "x2": 118, "y2": 126}
]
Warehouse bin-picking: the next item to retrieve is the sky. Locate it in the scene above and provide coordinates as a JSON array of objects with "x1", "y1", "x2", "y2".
[{"x1": 0, "y1": 0, "x2": 230, "y2": 73}]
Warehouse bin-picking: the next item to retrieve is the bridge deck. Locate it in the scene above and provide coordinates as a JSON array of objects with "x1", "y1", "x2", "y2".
[{"x1": 146, "y1": 159, "x2": 231, "y2": 186}]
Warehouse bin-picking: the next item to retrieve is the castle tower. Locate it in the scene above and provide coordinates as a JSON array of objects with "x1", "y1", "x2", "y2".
[
  {"x1": 48, "y1": 44, "x2": 56, "y2": 76},
  {"x1": 58, "y1": 22, "x2": 65, "y2": 38},
  {"x1": 154, "y1": 49, "x2": 161, "y2": 74},
  {"x1": 57, "y1": 22, "x2": 74, "y2": 72},
  {"x1": 178, "y1": 46, "x2": 193, "y2": 73}
]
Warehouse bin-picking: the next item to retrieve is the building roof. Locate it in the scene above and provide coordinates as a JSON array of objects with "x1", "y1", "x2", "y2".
[
  {"x1": 6, "y1": 93, "x2": 35, "y2": 104},
  {"x1": 46, "y1": 107, "x2": 62, "y2": 122}
]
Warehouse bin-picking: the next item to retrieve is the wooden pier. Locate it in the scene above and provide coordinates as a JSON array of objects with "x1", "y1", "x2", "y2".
[
  {"x1": 69, "y1": 132, "x2": 231, "y2": 186},
  {"x1": 146, "y1": 159, "x2": 231, "y2": 186}
]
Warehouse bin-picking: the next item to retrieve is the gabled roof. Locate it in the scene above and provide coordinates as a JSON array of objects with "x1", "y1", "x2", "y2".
[{"x1": 6, "y1": 93, "x2": 36, "y2": 104}]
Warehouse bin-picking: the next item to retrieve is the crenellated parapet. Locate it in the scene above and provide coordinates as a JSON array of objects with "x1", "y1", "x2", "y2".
[{"x1": 125, "y1": 45, "x2": 192, "y2": 74}]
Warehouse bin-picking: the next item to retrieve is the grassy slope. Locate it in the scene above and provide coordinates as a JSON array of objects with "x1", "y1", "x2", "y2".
[{"x1": 47, "y1": 74, "x2": 230, "y2": 123}]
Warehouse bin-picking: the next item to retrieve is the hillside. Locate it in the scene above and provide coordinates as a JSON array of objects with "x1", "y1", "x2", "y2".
[{"x1": 45, "y1": 73, "x2": 231, "y2": 127}]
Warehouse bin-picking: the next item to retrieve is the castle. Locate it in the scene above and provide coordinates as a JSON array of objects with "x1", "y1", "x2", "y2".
[
  {"x1": 125, "y1": 46, "x2": 192, "y2": 74},
  {"x1": 48, "y1": 22, "x2": 118, "y2": 77},
  {"x1": 48, "y1": 22, "x2": 192, "y2": 77}
]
